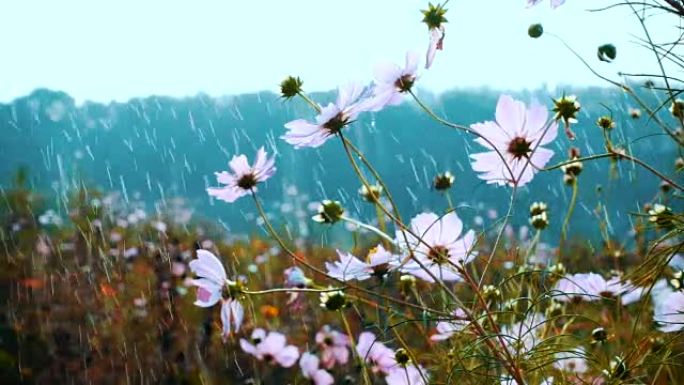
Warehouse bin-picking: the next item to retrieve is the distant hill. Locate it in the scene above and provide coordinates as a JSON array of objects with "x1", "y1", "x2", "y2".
[{"x1": 0, "y1": 86, "x2": 679, "y2": 245}]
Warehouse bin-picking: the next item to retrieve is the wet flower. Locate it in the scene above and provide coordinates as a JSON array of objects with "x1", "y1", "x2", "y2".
[
  {"x1": 671, "y1": 99, "x2": 684, "y2": 120},
  {"x1": 315, "y1": 326, "x2": 350, "y2": 369},
  {"x1": 369, "y1": 51, "x2": 419, "y2": 110},
  {"x1": 356, "y1": 332, "x2": 396, "y2": 374},
  {"x1": 283, "y1": 83, "x2": 372, "y2": 148},
  {"x1": 604, "y1": 356, "x2": 630, "y2": 380},
  {"x1": 300, "y1": 353, "x2": 334, "y2": 385},
  {"x1": 395, "y1": 211, "x2": 477, "y2": 283},
  {"x1": 529, "y1": 202, "x2": 549, "y2": 230},
  {"x1": 325, "y1": 246, "x2": 396, "y2": 281},
  {"x1": 552, "y1": 94, "x2": 581, "y2": 139},
  {"x1": 313, "y1": 200, "x2": 345, "y2": 224},
  {"x1": 280, "y1": 76, "x2": 303, "y2": 100},
  {"x1": 430, "y1": 308, "x2": 469, "y2": 341},
  {"x1": 591, "y1": 327, "x2": 608, "y2": 343},
  {"x1": 39, "y1": 209, "x2": 63, "y2": 226},
  {"x1": 240, "y1": 329, "x2": 300, "y2": 367},
  {"x1": 325, "y1": 250, "x2": 373, "y2": 281},
  {"x1": 648, "y1": 204, "x2": 674, "y2": 229},
  {"x1": 433, "y1": 171, "x2": 455, "y2": 191},
  {"x1": 421, "y1": 3, "x2": 447, "y2": 69},
  {"x1": 596, "y1": 116, "x2": 615, "y2": 130},
  {"x1": 470, "y1": 95, "x2": 558, "y2": 187},
  {"x1": 500, "y1": 313, "x2": 546, "y2": 356},
  {"x1": 189, "y1": 249, "x2": 244, "y2": 337},
  {"x1": 676, "y1": 157, "x2": 684, "y2": 172},
  {"x1": 359, "y1": 183, "x2": 384, "y2": 203},
  {"x1": 206, "y1": 147, "x2": 276, "y2": 203},
  {"x1": 552, "y1": 273, "x2": 629, "y2": 302},
  {"x1": 653, "y1": 290, "x2": 684, "y2": 332},
  {"x1": 319, "y1": 289, "x2": 348, "y2": 311},
  {"x1": 527, "y1": 0, "x2": 566, "y2": 8}
]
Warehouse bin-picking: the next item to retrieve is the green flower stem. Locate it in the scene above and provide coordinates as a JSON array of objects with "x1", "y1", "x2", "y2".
[
  {"x1": 340, "y1": 310, "x2": 372, "y2": 385},
  {"x1": 560, "y1": 180, "x2": 579, "y2": 257}
]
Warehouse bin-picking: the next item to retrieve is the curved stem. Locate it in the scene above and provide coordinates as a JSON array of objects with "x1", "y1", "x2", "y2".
[
  {"x1": 249, "y1": 190, "x2": 449, "y2": 316},
  {"x1": 341, "y1": 215, "x2": 397, "y2": 246}
]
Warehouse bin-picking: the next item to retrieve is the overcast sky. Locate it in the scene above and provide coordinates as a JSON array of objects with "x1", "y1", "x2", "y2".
[{"x1": 0, "y1": 0, "x2": 678, "y2": 103}]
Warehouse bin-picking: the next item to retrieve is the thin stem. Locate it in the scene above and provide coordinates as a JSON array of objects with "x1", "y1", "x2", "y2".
[
  {"x1": 249, "y1": 190, "x2": 449, "y2": 316},
  {"x1": 340, "y1": 311, "x2": 372, "y2": 385},
  {"x1": 559, "y1": 180, "x2": 579, "y2": 256},
  {"x1": 341, "y1": 215, "x2": 397, "y2": 246}
]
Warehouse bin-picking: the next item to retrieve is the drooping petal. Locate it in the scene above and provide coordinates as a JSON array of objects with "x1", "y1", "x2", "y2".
[
  {"x1": 220, "y1": 300, "x2": 232, "y2": 337},
  {"x1": 230, "y1": 299, "x2": 244, "y2": 332}
]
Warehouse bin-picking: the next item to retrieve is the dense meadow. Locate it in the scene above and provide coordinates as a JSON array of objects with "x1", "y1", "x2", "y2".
[{"x1": 3, "y1": 1, "x2": 684, "y2": 384}]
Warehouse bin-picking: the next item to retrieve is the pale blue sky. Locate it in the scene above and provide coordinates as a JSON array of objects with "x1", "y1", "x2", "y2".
[{"x1": 0, "y1": 0, "x2": 676, "y2": 103}]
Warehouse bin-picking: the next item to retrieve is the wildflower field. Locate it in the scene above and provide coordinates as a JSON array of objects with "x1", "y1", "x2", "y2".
[{"x1": 2, "y1": 1, "x2": 684, "y2": 384}]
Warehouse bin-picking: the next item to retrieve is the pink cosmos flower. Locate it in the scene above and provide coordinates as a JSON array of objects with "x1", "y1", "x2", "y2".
[
  {"x1": 552, "y1": 273, "x2": 629, "y2": 303},
  {"x1": 300, "y1": 352, "x2": 334, "y2": 385},
  {"x1": 527, "y1": 0, "x2": 566, "y2": 8},
  {"x1": 189, "y1": 249, "x2": 244, "y2": 337},
  {"x1": 356, "y1": 332, "x2": 396, "y2": 375},
  {"x1": 501, "y1": 313, "x2": 546, "y2": 356},
  {"x1": 189, "y1": 249, "x2": 227, "y2": 307},
  {"x1": 426, "y1": 25, "x2": 445, "y2": 69},
  {"x1": 315, "y1": 325, "x2": 350, "y2": 369},
  {"x1": 369, "y1": 51, "x2": 420, "y2": 111},
  {"x1": 470, "y1": 95, "x2": 558, "y2": 187},
  {"x1": 653, "y1": 290, "x2": 684, "y2": 332},
  {"x1": 395, "y1": 211, "x2": 476, "y2": 283},
  {"x1": 325, "y1": 250, "x2": 371, "y2": 281},
  {"x1": 554, "y1": 348, "x2": 588, "y2": 374},
  {"x1": 430, "y1": 308, "x2": 469, "y2": 341},
  {"x1": 206, "y1": 147, "x2": 276, "y2": 203},
  {"x1": 386, "y1": 365, "x2": 428, "y2": 385},
  {"x1": 325, "y1": 245, "x2": 397, "y2": 281},
  {"x1": 240, "y1": 328, "x2": 300, "y2": 367},
  {"x1": 282, "y1": 83, "x2": 372, "y2": 149}
]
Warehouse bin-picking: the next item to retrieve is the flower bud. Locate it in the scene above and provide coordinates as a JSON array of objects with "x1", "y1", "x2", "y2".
[
  {"x1": 675, "y1": 157, "x2": 684, "y2": 171},
  {"x1": 597, "y1": 43, "x2": 617, "y2": 63},
  {"x1": 648, "y1": 204, "x2": 674, "y2": 230},
  {"x1": 669, "y1": 270, "x2": 684, "y2": 290},
  {"x1": 530, "y1": 202, "x2": 548, "y2": 217},
  {"x1": 591, "y1": 327, "x2": 608, "y2": 343},
  {"x1": 421, "y1": 2, "x2": 448, "y2": 30},
  {"x1": 530, "y1": 212, "x2": 549, "y2": 230},
  {"x1": 552, "y1": 94, "x2": 581, "y2": 139},
  {"x1": 604, "y1": 356, "x2": 629, "y2": 380},
  {"x1": 596, "y1": 116, "x2": 615, "y2": 130},
  {"x1": 482, "y1": 285, "x2": 501, "y2": 302},
  {"x1": 433, "y1": 171, "x2": 455, "y2": 191},
  {"x1": 394, "y1": 349, "x2": 411, "y2": 366},
  {"x1": 561, "y1": 159, "x2": 583, "y2": 177},
  {"x1": 528, "y1": 23, "x2": 543, "y2": 38},
  {"x1": 358, "y1": 183, "x2": 383, "y2": 203},
  {"x1": 671, "y1": 99, "x2": 684, "y2": 120},
  {"x1": 279, "y1": 76, "x2": 303, "y2": 100},
  {"x1": 313, "y1": 200, "x2": 345, "y2": 224},
  {"x1": 319, "y1": 289, "x2": 347, "y2": 311}
]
